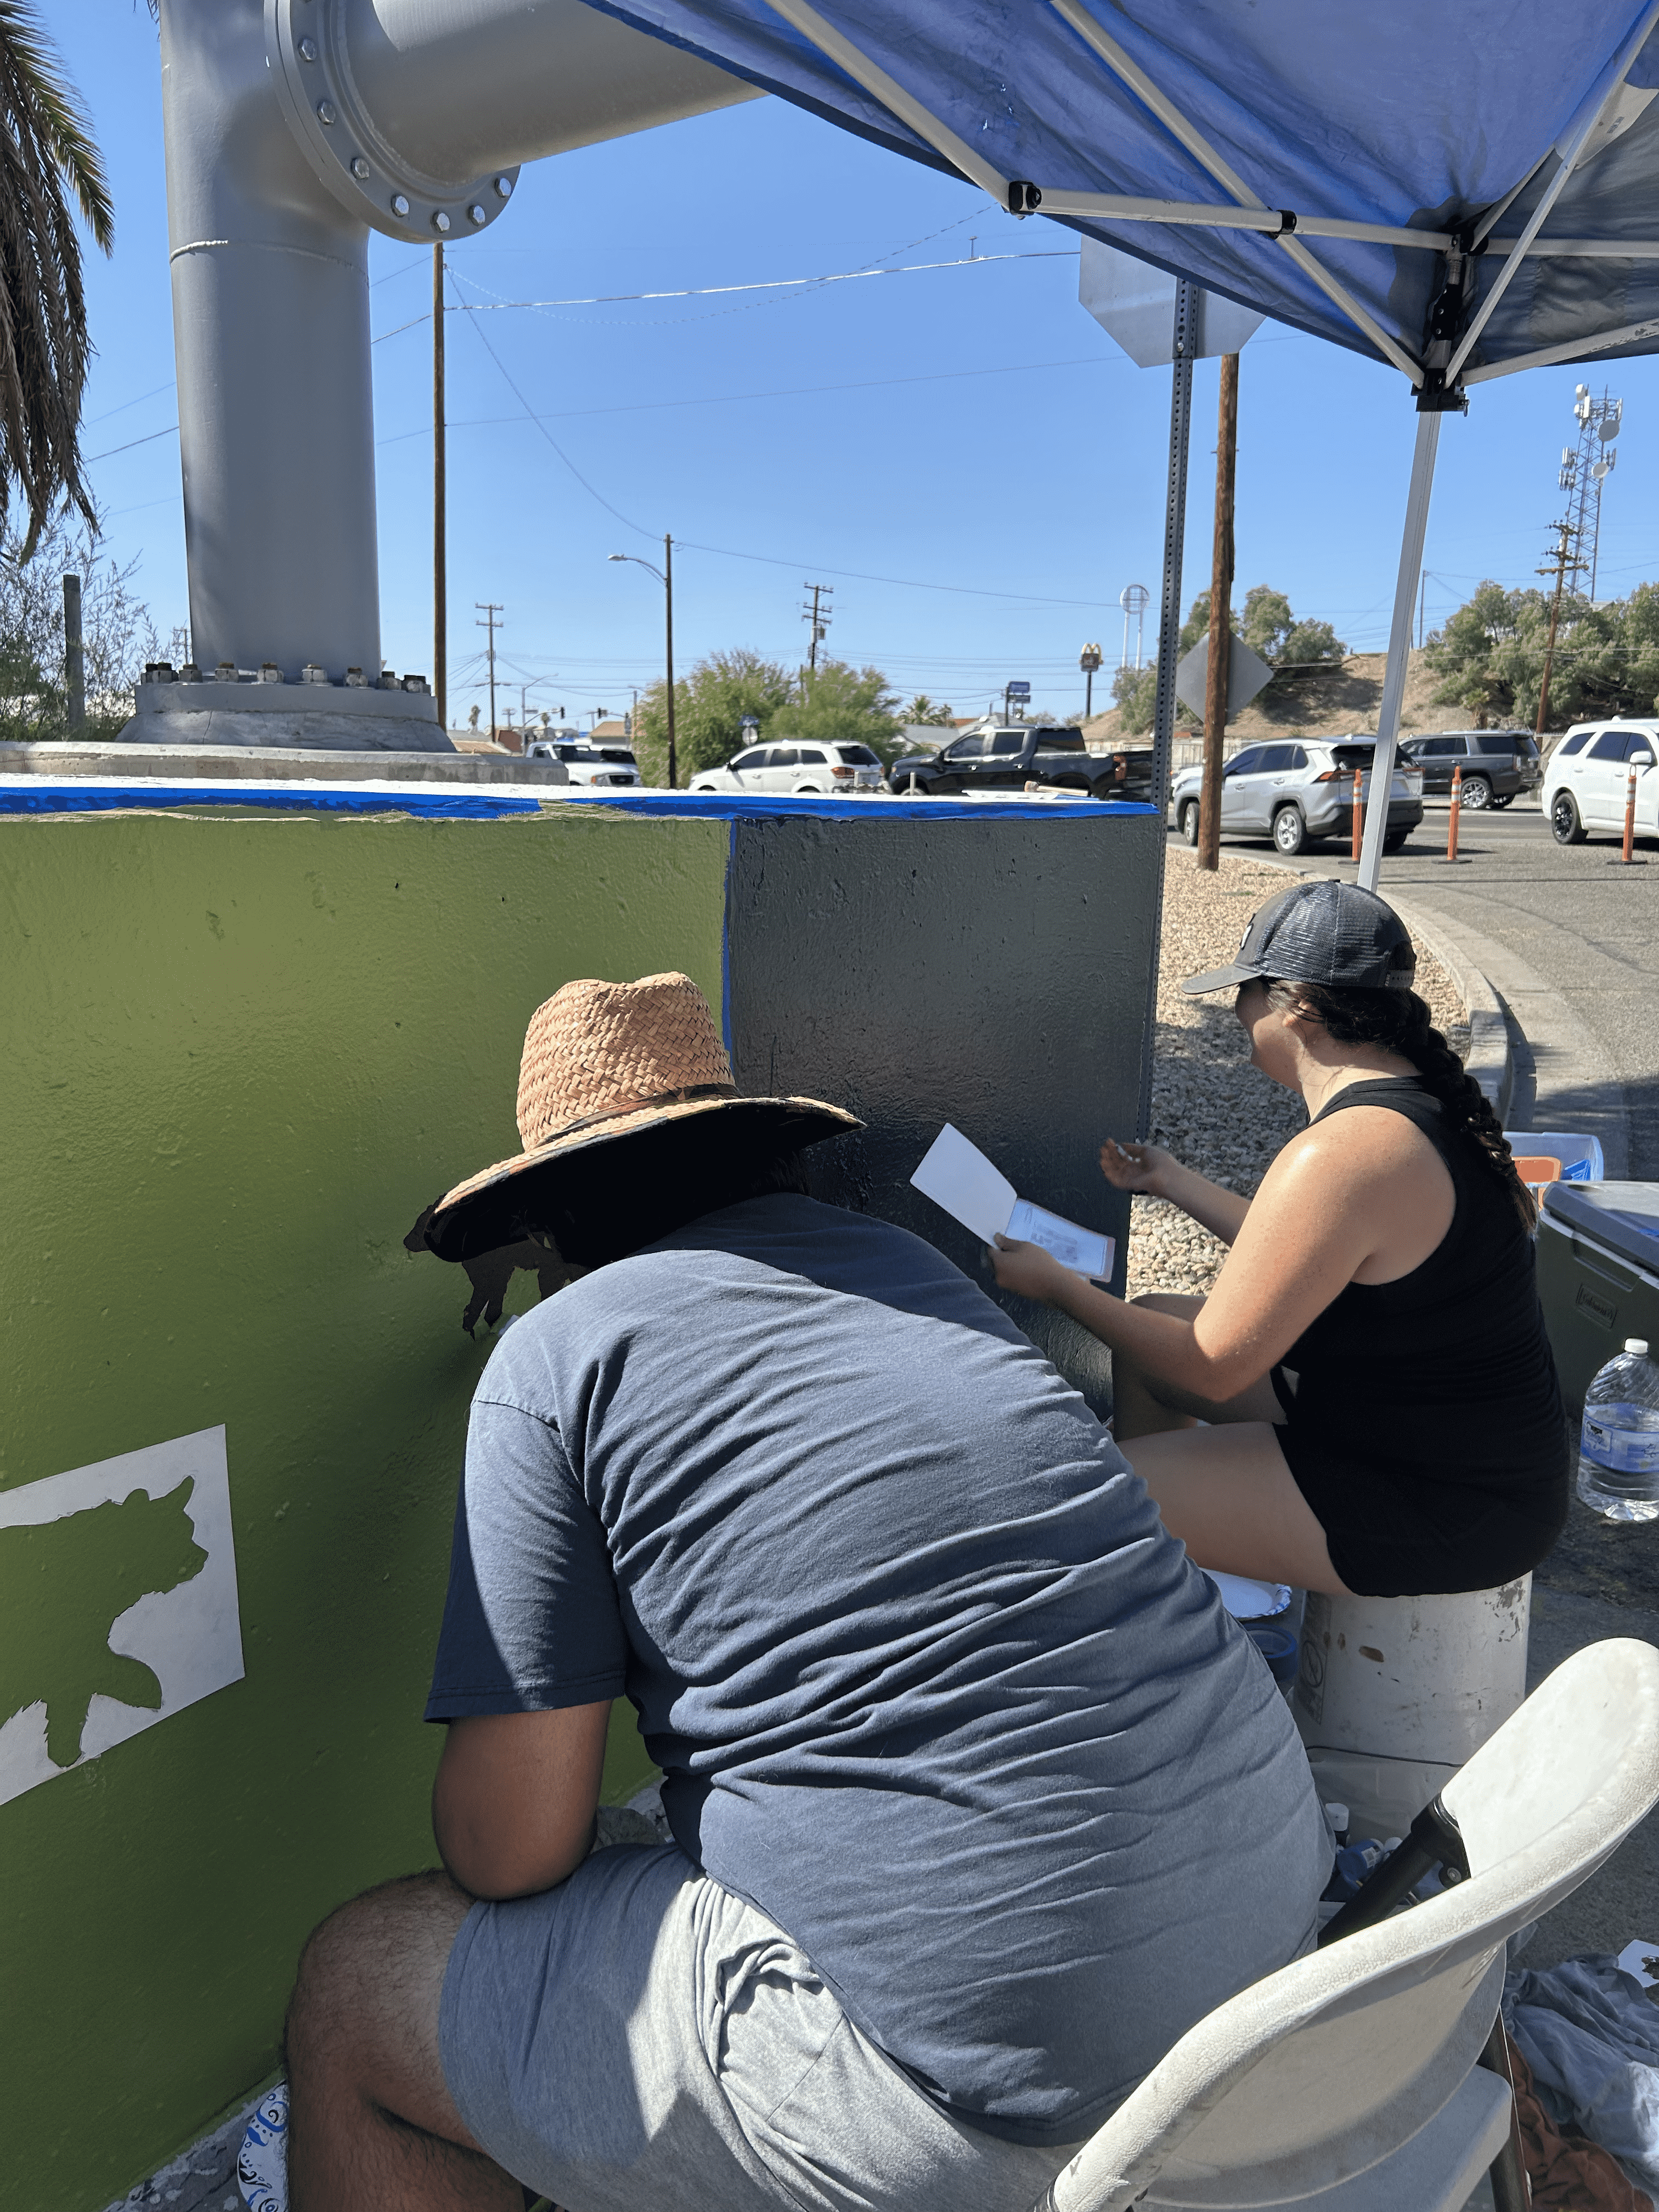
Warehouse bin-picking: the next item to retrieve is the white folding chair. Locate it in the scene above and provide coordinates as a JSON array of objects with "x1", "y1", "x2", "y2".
[{"x1": 1034, "y1": 1637, "x2": 1659, "y2": 2212}]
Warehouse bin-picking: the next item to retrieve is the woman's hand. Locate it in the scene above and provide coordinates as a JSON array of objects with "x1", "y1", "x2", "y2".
[
  {"x1": 989, "y1": 1235, "x2": 1072, "y2": 1305},
  {"x1": 1099, "y1": 1138, "x2": 1173, "y2": 1195}
]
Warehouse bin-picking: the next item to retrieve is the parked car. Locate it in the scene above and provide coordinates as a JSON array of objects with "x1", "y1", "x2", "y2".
[
  {"x1": 889, "y1": 724, "x2": 1134, "y2": 799},
  {"x1": 1544, "y1": 719, "x2": 1659, "y2": 844},
  {"x1": 1168, "y1": 738, "x2": 1424, "y2": 857},
  {"x1": 526, "y1": 732, "x2": 642, "y2": 788},
  {"x1": 687, "y1": 741, "x2": 885, "y2": 795},
  {"x1": 1398, "y1": 730, "x2": 1541, "y2": 808}
]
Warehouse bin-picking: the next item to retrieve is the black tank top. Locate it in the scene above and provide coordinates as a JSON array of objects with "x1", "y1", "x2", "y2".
[{"x1": 1279, "y1": 1076, "x2": 1568, "y2": 1510}]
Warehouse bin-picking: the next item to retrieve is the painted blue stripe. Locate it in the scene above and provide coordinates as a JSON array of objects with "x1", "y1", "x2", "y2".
[
  {"x1": 0, "y1": 783, "x2": 545, "y2": 819},
  {"x1": 0, "y1": 783, "x2": 1158, "y2": 824}
]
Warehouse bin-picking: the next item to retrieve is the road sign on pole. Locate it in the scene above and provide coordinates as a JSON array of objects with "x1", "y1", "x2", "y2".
[{"x1": 1175, "y1": 633, "x2": 1275, "y2": 720}]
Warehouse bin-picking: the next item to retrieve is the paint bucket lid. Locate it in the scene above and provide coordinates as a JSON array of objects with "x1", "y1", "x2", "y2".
[{"x1": 1205, "y1": 1569, "x2": 1292, "y2": 1621}]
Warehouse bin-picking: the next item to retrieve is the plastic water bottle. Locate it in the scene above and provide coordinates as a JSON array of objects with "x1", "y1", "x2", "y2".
[{"x1": 1576, "y1": 1338, "x2": 1659, "y2": 1523}]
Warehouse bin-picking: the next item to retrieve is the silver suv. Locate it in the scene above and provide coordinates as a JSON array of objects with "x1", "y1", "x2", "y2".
[{"x1": 1169, "y1": 738, "x2": 1424, "y2": 857}]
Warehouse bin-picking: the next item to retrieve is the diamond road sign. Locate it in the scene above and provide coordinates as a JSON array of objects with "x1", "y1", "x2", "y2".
[{"x1": 1174, "y1": 634, "x2": 1276, "y2": 720}]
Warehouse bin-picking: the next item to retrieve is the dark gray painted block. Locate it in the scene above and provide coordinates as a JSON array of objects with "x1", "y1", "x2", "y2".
[{"x1": 723, "y1": 810, "x2": 1163, "y2": 1412}]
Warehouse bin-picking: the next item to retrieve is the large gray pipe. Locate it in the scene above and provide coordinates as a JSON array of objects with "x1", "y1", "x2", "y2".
[{"x1": 157, "y1": 0, "x2": 755, "y2": 685}]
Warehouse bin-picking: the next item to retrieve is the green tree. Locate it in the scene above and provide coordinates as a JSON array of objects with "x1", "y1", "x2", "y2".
[
  {"x1": 899, "y1": 692, "x2": 955, "y2": 726},
  {"x1": 631, "y1": 647, "x2": 797, "y2": 785},
  {"x1": 0, "y1": 3, "x2": 115, "y2": 551},
  {"x1": 0, "y1": 504, "x2": 157, "y2": 740},
  {"x1": 1425, "y1": 579, "x2": 1659, "y2": 729},
  {"x1": 770, "y1": 658, "x2": 902, "y2": 764}
]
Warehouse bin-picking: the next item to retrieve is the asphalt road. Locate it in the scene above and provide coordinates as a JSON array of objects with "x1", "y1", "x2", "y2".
[{"x1": 1178, "y1": 797, "x2": 1659, "y2": 1181}]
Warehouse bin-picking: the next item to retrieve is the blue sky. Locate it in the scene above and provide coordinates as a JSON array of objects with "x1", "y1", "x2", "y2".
[{"x1": 63, "y1": 3, "x2": 1659, "y2": 730}]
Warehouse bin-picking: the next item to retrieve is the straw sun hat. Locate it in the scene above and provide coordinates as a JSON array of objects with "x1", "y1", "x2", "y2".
[{"x1": 413, "y1": 972, "x2": 860, "y2": 1262}]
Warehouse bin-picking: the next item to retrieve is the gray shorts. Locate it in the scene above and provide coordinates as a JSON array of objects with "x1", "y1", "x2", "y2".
[{"x1": 438, "y1": 1842, "x2": 1081, "y2": 2212}]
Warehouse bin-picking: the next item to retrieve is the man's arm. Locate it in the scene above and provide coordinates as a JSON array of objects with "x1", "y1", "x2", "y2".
[{"x1": 432, "y1": 1701, "x2": 612, "y2": 1899}]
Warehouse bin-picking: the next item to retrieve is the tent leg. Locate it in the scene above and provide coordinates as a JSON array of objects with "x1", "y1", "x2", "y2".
[
  {"x1": 1357, "y1": 411, "x2": 1442, "y2": 892},
  {"x1": 1136, "y1": 279, "x2": 1197, "y2": 1141}
]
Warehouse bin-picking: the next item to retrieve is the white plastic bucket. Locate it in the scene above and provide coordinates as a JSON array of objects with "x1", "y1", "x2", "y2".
[{"x1": 1294, "y1": 1578, "x2": 1531, "y2": 1839}]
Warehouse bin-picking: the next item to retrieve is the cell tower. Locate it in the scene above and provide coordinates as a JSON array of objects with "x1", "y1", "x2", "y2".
[
  {"x1": 1119, "y1": 582, "x2": 1150, "y2": 670},
  {"x1": 1558, "y1": 384, "x2": 1623, "y2": 602}
]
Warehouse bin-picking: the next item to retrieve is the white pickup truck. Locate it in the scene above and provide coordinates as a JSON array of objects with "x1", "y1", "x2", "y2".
[{"x1": 526, "y1": 729, "x2": 644, "y2": 788}]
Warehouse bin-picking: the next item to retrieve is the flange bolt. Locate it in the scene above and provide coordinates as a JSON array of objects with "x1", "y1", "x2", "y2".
[
  {"x1": 298, "y1": 35, "x2": 318, "y2": 61},
  {"x1": 351, "y1": 156, "x2": 370, "y2": 182},
  {"x1": 433, "y1": 211, "x2": 450, "y2": 233},
  {"x1": 468, "y1": 204, "x2": 487, "y2": 227},
  {"x1": 494, "y1": 175, "x2": 513, "y2": 199},
  {"x1": 317, "y1": 100, "x2": 336, "y2": 125},
  {"x1": 391, "y1": 193, "x2": 410, "y2": 218}
]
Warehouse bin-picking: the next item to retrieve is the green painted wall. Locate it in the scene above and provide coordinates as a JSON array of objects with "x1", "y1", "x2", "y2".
[{"x1": 0, "y1": 806, "x2": 727, "y2": 2211}]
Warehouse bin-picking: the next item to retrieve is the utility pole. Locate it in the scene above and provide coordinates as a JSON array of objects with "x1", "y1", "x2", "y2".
[
  {"x1": 1534, "y1": 519, "x2": 1585, "y2": 741},
  {"x1": 664, "y1": 533, "x2": 676, "y2": 789},
  {"x1": 1198, "y1": 352, "x2": 1239, "y2": 872},
  {"x1": 802, "y1": 581, "x2": 832, "y2": 676},
  {"x1": 1417, "y1": 569, "x2": 1427, "y2": 650},
  {"x1": 63, "y1": 574, "x2": 84, "y2": 729},
  {"x1": 476, "y1": 601, "x2": 503, "y2": 744},
  {"x1": 433, "y1": 245, "x2": 447, "y2": 731}
]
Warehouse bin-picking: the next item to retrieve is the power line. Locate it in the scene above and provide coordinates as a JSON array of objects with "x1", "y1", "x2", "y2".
[{"x1": 370, "y1": 249, "x2": 1077, "y2": 346}]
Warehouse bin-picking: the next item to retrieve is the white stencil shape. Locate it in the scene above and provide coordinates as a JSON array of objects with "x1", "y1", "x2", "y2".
[{"x1": 0, "y1": 1427, "x2": 244, "y2": 1806}]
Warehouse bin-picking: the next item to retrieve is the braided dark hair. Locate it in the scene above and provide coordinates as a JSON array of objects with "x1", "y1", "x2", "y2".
[{"x1": 1265, "y1": 978, "x2": 1536, "y2": 1228}]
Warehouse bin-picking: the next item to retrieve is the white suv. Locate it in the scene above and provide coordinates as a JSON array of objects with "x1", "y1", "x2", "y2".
[
  {"x1": 689, "y1": 741, "x2": 885, "y2": 795},
  {"x1": 1545, "y1": 720, "x2": 1658, "y2": 844},
  {"x1": 1169, "y1": 738, "x2": 1424, "y2": 856},
  {"x1": 526, "y1": 732, "x2": 642, "y2": 788}
]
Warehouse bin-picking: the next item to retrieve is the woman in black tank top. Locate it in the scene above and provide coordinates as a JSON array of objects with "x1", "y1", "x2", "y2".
[{"x1": 989, "y1": 881, "x2": 1568, "y2": 1598}]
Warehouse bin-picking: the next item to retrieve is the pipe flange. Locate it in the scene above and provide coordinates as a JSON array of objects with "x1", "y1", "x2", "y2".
[{"x1": 266, "y1": 0, "x2": 521, "y2": 243}]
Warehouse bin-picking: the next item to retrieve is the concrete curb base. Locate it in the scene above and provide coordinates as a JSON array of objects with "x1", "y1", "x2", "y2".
[{"x1": 1389, "y1": 895, "x2": 1513, "y2": 1122}]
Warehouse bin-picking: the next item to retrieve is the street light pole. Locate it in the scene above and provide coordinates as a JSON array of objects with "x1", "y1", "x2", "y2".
[{"x1": 607, "y1": 543, "x2": 677, "y2": 787}]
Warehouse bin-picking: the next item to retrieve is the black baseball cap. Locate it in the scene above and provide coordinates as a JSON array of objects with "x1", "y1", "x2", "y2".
[{"x1": 1182, "y1": 879, "x2": 1417, "y2": 997}]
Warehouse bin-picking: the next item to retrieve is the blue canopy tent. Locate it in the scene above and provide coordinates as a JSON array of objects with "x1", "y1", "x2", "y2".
[{"x1": 583, "y1": 0, "x2": 1659, "y2": 885}]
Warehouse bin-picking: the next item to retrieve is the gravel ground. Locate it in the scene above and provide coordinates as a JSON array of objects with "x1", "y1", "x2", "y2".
[{"x1": 1126, "y1": 851, "x2": 1470, "y2": 1300}]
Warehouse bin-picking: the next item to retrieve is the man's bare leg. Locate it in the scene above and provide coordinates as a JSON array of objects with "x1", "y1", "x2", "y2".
[{"x1": 285, "y1": 1870, "x2": 529, "y2": 2212}]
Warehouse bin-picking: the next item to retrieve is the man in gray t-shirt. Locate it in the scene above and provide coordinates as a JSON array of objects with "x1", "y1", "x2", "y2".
[{"x1": 281, "y1": 973, "x2": 1329, "y2": 2212}]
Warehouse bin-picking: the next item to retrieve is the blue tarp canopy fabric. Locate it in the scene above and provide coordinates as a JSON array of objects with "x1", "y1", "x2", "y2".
[{"x1": 589, "y1": 0, "x2": 1659, "y2": 390}]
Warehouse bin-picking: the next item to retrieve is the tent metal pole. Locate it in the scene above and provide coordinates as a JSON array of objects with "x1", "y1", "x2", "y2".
[
  {"x1": 759, "y1": 0, "x2": 1007, "y2": 195},
  {"x1": 1466, "y1": 312, "x2": 1659, "y2": 379},
  {"x1": 1136, "y1": 278, "x2": 1197, "y2": 1139},
  {"x1": 1357, "y1": 411, "x2": 1442, "y2": 893},
  {"x1": 1445, "y1": 0, "x2": 1659, "y2": 385},
  {"x1": 1044, "y1": 0, "x2": 1423, "y2": 382}
]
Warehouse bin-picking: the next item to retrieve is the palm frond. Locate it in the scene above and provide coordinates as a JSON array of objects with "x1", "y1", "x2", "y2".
[{"x1": 0, "y1": 0, "x2": 113, "y2": 553}]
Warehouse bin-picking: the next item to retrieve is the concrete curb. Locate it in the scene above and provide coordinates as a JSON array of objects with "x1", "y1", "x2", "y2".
[
  {"x1": 1389, "y1": 894, "x2": 1514, "y2": 1123},
  {"x1": 1238, "y1": 853, "x2": 1515, "y2": 1121}
]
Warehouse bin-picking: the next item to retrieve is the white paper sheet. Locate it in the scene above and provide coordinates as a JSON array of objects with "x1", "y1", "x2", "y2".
[
  {"x1": 910, "y1": 1125, "x2": 1115, "y2": 1280},
  {"x1": 910, "y1": 1124, "x2": 1017, "y2": 1246}
]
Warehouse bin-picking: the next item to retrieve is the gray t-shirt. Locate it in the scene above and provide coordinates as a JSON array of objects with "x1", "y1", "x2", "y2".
[{"x1": 427, "y1": 1194, "x2": 1329, "y2": 2143}]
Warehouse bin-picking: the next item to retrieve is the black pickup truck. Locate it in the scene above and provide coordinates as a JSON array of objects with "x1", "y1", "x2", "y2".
[{"x1": 889, "y1": 724, "x2": 1150, "y2": 800}]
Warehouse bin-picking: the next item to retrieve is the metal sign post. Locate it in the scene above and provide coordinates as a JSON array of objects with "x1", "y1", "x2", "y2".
[{"x1": 1149, "y1": 283, "x2": 1197, "y2": 821}]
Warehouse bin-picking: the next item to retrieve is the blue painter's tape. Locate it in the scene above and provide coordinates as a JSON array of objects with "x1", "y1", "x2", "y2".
[
  {"x1": 0, "y1": 783, "x2": 546, "y2": 819},
  {"x1": 0, "y1": 783, "x2": 1158, "y2": 825}
]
